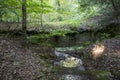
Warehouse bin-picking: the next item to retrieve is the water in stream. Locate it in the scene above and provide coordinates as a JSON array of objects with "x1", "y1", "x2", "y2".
[
  {"x1": 54, "y1": 48, "x2": 88, "y2": 80},
  {"x1": 53, "y1": 48, "x2": 113, "y2": 80},
  {"x1": 28, "y1": 33, "x2": 115, "y2": 80}
]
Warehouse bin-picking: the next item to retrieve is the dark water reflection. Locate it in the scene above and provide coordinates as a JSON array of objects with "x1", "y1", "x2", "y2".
[{"x1": 49, "y1": 32, "x2": 99, "y2": 47}]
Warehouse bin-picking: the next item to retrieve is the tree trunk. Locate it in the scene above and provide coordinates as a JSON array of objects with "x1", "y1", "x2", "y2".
[
  {"x1": 21, "y1": 0, "x2": 28, "y2": 47},
  {"x1": 56, "y1": 0, "x2": 62, "y2": 21},
  {"x1": 22, "y1": 0, "x2": 27, "y2": 34},
  {"x1": 40, "y1": 0, "x2": 44, "y2": 31},
  {"x1": 0, "y1": 14, "x2": 2, "y2": 22}
]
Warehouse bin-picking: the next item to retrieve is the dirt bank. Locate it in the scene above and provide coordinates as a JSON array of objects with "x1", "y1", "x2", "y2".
[{"x1": 0, "y1": 37, "x2": 54, "y2": 80}]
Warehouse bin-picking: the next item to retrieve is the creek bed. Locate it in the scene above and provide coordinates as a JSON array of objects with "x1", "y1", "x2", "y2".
[{"x1": 53, "y1": 47, "x2": 113, "y2": 80}]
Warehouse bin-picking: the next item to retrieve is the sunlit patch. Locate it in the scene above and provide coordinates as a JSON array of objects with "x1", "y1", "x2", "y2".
[
  {"x1": 62, "y1": 57, "x2": 82, "y2": 67},
  {"x1": 54, "y1": 50, "x2": 85, "y2": 71},
  {"x1": 92, "y1": 44, "x2": 105, "y2": 59}
]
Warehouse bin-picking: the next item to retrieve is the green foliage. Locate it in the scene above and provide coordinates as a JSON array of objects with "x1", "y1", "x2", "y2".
[
  {"x1": 27, "y1": 36, "x2": 40, "y2": 44},
  {"x1": 0, "y1": 0, "x2": 103, "y2": 24},
  {"x1": 27, "y1": 0, "x2": 52, "y2": 14},
  {"x1": 84, "y1": 41, "x2": 91, "y2": 46},
  {"x1": 27, "y1": 34, "x2": 54, "y2": 46},
  {"x1": 0, "y1": 0, "x2": 21, "y2": 22},
  {"x1": 1, "y1": 0, "x2": 120, "y2": 34},
  {"x1": 50, "y1": 29, "x2": 75, "y2": 37},
  {"x1": 101, "y1": 33, "x2": 110, "y2": 39}
]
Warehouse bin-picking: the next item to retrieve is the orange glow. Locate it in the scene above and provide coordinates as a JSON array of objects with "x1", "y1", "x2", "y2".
[{"x1": 92, "y1": 44, "x2": 105, "y2": 59}]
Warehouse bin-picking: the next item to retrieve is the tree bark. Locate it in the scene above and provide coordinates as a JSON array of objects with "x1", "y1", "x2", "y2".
[
  {"x1": 21, "y1": 0, "x2": 28, "y2": 47},
  {"x1": 0, "y1": 14, "x2": 2, "y2": 22},
  {"x1": 40, "y1": 0, "x2": 43, "y2": 31},
  {"x1": 56, "y1": 0, "x2": 62, "y2": 21},
  {"x1": 22, "y1": 0, "x2": 27, "y2": 34}
]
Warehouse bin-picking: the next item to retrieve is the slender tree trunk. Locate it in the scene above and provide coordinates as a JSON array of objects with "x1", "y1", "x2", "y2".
[
  {"x1": 110, "y1": 0, "x2": 119, "y2": 24},
  {"x1": 110, "y1": 0, "x2": 118, "y2": 12},
  {"x1": 56, "y1": 0, "x2": 62, "y2": 21},
  {"x1": 0, "y1": 15, "x2": 2, "y2": 22},
  {"x1": 21, "y1": 0, "x2": 28, "y2": 47},
  {"x1": 22, "y1": 0, "x2": 27, "y2": 34},
  {"x1": 40, "y1": 0, "x2": 43, "y2": 31}
]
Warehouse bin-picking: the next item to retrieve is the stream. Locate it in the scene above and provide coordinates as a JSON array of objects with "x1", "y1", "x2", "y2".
[
  {"x1": 53, "y1": 47, "x2": 113, "y2": 80},
  {"x1": 54, "y1": 49, "x2": 86, "y2": 80},
  {"x1": 28, "y1": 32, "x2": 115, "y2": 80}
]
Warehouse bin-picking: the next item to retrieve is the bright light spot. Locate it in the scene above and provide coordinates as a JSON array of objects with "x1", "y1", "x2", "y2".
[
  {"x1": 62, "y1": 56, "x2": 83, "y2": 67},
  {"x1": 92, "y1": 44, "x2": 105, "y2": 59}
]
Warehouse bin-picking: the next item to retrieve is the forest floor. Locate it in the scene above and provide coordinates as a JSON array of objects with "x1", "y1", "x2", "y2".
[
  {"x1": 0, "y1": 36, "x2": 120, "y2": 80},
  {"x1": 60, "y1": 37, "x2": 120, "y2": 79},
  {"x1": 82, "y1": 37, "x2": 120, "y2": 71},
  {"x1": 0, "y1": 36, "x2": 55, "y2": 80}
]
